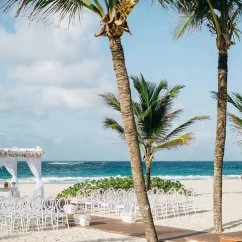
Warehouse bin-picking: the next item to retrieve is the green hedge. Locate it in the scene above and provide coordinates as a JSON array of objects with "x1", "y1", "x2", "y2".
[{"x1": 56, "y1": 176, "x2": 186, "y2": 199}]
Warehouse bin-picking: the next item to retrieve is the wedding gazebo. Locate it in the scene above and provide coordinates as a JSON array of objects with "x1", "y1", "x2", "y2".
[{"x1": 0, "y1": 146, "x2": 44, "y2": 198}]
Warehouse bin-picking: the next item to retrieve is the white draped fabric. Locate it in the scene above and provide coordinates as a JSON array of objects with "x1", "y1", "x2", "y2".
[
  {"x1": 25, "y1": 157, "x2": 44, "y2": 198},
  {"x1": 0, "y1": 157, "x2": 20, "y2": 197},
  {"x1": 0, "y1": 158, "x2": 6, "y2": 168}
]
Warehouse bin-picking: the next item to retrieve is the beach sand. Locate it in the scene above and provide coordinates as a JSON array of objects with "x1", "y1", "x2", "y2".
[
  {"x1": 155, "y1": 179, "x2": 242, "y2": 233},
  {"x1": 0, "y1": 227, "x2": 146, "y2": 242},
  {"x1": 1, "y1": 179, "x2": 242, "y2": 241}
]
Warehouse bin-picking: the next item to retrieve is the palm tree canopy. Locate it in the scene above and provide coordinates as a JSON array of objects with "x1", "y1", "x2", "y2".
[
  {"x1": 0, "y1": 0, "x2": 138, "y2": 37},
  {"x1": 0, "y1": 0, "x2": 174, "y2": 38},
  {"x1": 101, "y1": 74, "x2": 210, "y2": 156},
  {"x1": 228, "y1": 92, "x2": 242, "y2": 145},
  {"x1": 173, "y1": 0, "x2": 242, "y2": 50}
]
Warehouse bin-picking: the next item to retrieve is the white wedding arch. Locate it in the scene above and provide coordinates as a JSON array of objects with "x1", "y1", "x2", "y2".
[{"x1": 0, "y1": 146, "x2": 44, "y2": 198}]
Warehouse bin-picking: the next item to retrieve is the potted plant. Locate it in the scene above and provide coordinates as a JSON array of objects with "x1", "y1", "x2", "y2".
[
  {"x1": 120, "y1": 212, "x2": 137, "y2": 223},
  {"x1": 4, "y1": 182, "x2": 9, "y2": 188},
  {"x1": 73, "y1": 214, "x2": 91, "y2": 226}
]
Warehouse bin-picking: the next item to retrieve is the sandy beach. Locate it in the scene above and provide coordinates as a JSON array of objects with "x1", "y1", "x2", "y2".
[
  {"x1": 0, "y1": 227, "x2": 146, "y2": 242},
  {"x1": 18, "y1": 179, "x2": 242, "y2": 232},
  {"x1": 17, "y1": 180, "x2": 242, "y2": 233},
  {"x1": 155, "y1": 179, "x2": 242, "y2": 233},
  {"x1": 1, "y1": 179, "x2": 242, "y2": 241}
]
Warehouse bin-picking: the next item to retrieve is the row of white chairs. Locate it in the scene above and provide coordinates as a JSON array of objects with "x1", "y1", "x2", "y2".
[
  {"x1": 148, "y1": 187, "x2": 196, "y2": 218},
  {"x1": 74, "y1": 187, "x2": 196, "y2": 219},
  {"x1": 0, "y1": 196, "x2": 69, "y2": 234}
]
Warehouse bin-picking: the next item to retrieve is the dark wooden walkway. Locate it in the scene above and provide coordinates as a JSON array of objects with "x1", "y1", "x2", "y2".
[{"x1": 73, "y1": 216, "x2": 242, "y2": 242}]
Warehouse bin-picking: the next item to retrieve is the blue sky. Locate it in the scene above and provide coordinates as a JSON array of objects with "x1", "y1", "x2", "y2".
[{"x1": 0, "y1": 2, "x2": 241, "y2": 161}]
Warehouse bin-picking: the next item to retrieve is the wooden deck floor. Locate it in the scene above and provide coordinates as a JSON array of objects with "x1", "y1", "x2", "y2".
[{"x1": 73, "y1": 216, "x2": 242, "y2": 242}]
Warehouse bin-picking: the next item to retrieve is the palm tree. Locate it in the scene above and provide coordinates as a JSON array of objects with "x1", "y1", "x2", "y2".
[
  {"x1": 0, "y1": 0, "x2": 172, "y2": 240},
  {"x1": 101, "y1": 74, "x2": 209, "y2": 190},
  {"x1": 228, "y1": 93, "x2": 242, "y2": 145},
  {"x1": 172, "y1": 0, "x2": 242, "y2": 233}
]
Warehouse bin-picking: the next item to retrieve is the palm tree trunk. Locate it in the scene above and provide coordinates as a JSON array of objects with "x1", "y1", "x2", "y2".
[
  {"x1": 213, "y1": 49, "x2": 228, "y2": 233},
  {"x1": 145, "y1": 160, "x2": 151, "y2": 191},
  {"x1": 109, "y1": 36, "x2": 158, "y2": 242}
]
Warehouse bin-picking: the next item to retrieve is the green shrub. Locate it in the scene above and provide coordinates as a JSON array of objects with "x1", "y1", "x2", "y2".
[{"x1": 56, "y1": 176, "x2": 186, "y2": 199}]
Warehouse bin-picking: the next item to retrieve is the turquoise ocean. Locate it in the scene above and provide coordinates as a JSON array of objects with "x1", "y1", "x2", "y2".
[{"x1": 0, "y1": 161, "x2": 242, "y2": 184}]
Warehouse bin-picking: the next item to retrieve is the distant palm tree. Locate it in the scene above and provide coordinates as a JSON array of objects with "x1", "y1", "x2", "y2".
[
  {"x1": 101, "y1": 74, "x2": 209, "y2": 190},
  {"x1": 228, "y1": 93, "x2": 242, "y2": 145},
  {"x1": 172, "y1": 0, "x2": 242, "y2": 233},
  {"x1": 0, "y1": 0, "x2": 176, "y2": 240}
]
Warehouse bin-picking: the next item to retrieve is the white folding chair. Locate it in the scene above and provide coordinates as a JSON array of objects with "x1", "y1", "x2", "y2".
[{"x1": 56, "y1": 198, "x2": 69, "y2": 229}]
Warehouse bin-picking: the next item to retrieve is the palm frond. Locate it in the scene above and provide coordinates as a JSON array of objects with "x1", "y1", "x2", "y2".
[
  {"x1": 136, "y1": 83, "x2": 185, "y2": 141},
  {"x1": 137, "y1": 106, "x2": 152, "y2": 120},
  {"x1": 150, "y1": 80, "x2": 168, "y2": 105},
  {"x1": 93, "y1": 0, "x2": 105, "y2": 17},
  {"x1": 137, "y1": 84, "x2": 186, "y2": 141},
  {"x1": 162, "y1": 115, "x2": 210, "y2": 141},
  {"x1": 228, "y1": 92, "x2": 242, "y2": 112},
  {"x1": 137, "y1": 90, "x2": 174, "y2": 140},
  {"x1": 103, "y1": 117, "x2": 125, "y2": 140},
  {"x1": 207, "y1": 0, "x2": 221, "y2": 37},
  {"x1": 132, "y1": 101, "x2": 143, "y2": 118},
  {"x1": 152, "y1": 109, "x2": 185, "y2": 143},
  {"x1": 173, "y1": 12, "x2": 197, "y2": 39},
  {"x1": 157, "y1": 0, "x2": 175, "y2": 8},
  {"x1": 131, "y1": 74, "x2": 155, "y2": 107},
  {"x1": 228, "y1": 92, "x2": 242, "y2": 148},
  {"x1": 100, "y1": 93, "x2": 121, "y2": 112},
  {"x1": 149, "y1": 108, "x2": 184, "y2": 142},
  {"x1": 228, "y1": 113, "x2": 242, "y2": 136},
  {"x1": 233, "y1": 27, "x2": 241, "y2": 41},
  {"x1": 210, "y1": 91, "x2": 217, "y2": 100},
  {"x1": 154, "y1": 132, "x2": 194, "y2": 151},
  {"x1": 163, "y1": 108, "x2": 184, "y2": 122},
  {"x1": 172, "y1": 0, "x2": 242, "y2": 45},
  {"x1": 1, "y1": 0, "x2": 103, "y2": 26},
  {"x1": 167, "y1": 85, "x2": 185, "y2": 98}
]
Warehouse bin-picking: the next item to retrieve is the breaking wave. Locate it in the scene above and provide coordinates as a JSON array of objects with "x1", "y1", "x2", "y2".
[
  {"x1": 0, "y1": 174, "x2": 240, "y2": 184},
  {"x1": 48, "y1": 162, "x2": 85, "y2": 165}
]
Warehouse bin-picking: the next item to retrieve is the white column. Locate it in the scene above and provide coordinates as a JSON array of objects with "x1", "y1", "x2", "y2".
[{"x1": 25, "y1": 157, "x2": 44, "y2": 198}]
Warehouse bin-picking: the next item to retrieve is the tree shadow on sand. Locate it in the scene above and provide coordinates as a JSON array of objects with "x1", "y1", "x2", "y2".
[
  {"x1": 154, "y1": 209, "x2": 211, "y2": 220},
  {"x1": 204, "y1": 218, "x2": 242, "y2": 233}
]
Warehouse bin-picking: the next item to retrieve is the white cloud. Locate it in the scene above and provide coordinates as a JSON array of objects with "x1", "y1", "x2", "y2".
[
  {"x1": 0, "y1": 12, "x2": 98, "y2": 63},
  {"x1": 0, "y1": 11, "x2": 116, "y2": 118},
  {"x1": 41, "y1": 87, "x2": 100, "y2": 109},
  {"x1": 8, "y1": 59, "x2": 106, "y2": 87}
]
